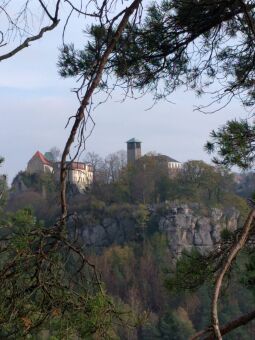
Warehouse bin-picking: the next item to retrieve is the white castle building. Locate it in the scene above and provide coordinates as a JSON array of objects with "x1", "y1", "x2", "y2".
[{"x1": 26, "y1": 151, "x2": 93, "y2": 189}]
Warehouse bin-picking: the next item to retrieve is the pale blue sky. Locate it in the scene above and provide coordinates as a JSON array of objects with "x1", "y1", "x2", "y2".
[{"x1": 0, "y1": 10, "x2": 245, "y2": 183}]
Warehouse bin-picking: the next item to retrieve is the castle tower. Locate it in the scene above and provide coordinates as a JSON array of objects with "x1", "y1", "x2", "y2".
[{"x1": 126, "y1": 138, "x2": 142, "y2": 165}]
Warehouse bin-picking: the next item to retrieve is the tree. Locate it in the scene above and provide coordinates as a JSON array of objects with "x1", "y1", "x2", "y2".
[
  {"x1": 105, "y1": 150, "x2": 127, "y2": 183},
  {"x1": 0, "y1": 208, "x2": 117, "y2": 338},
  {"x1": 175, "y1": 160, "x2": 236, "y2": 205},
  {"x1": 0, "y1": 1, "x2": 61, "y2": 61},
  {"x1": 84, "y1": 150, "x2": 127, "y2": 184},
  {"x1": 1, "y1": 1, "x2": 122, "y2": 62},
  {"x1": 206, "y1": 119, "x2": 255, "y2": 170},
  {"x1": 1, "y1": 1, "x2": 143, "y2": 337},
  {"x1": 59, "y1": 0, "x2": 255, "y2": 112},
  {"x1": 2, "y1": 1, "x2": 255, "y2": 212},
  {"x1": 126, "y1": 153, "x2": 169, "y2": 204},
  {"x1": 57, "y1": 16, "x2": 255, "y2": 333},
  {"x1": 44, "y1": 147, "x2": 61, "y2": 162},
  {"x1": 55, "y1": 0, "x2": 255, "y2": 225},
  {"x1": 84, "y1": 152, "x2": 104, "y2": 183},
  {"x1": 0, "y1": 158, "x2": 7, "y2": 205},
  {"x1": 167, "y1": 247, "x2": 255, "y2": 340},
  {"x1": 3, "y1": 1, "x2": 255, "y2": 338},
  {"x1": 167, "y1": 119, "x2": 255, "y2": 339},
  {"x1": 142, "y1": 308, "x2": 195, "y2": 339}
]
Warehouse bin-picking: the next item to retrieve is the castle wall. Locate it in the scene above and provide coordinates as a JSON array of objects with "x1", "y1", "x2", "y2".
[{"x1": 54, "y1": 163, "x2": 93, "y2": 189}]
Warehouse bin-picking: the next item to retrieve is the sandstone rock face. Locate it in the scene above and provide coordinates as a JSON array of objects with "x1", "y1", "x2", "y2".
[
  {"x1": 76, "y1": 203, "x2": 240, "y2": 256},
  {"x1": 158, "y1": 204, "x2": 239, "y2": 257},
  {"x1": 77, "y1": 215, "x2": 138, "y2": 251}
]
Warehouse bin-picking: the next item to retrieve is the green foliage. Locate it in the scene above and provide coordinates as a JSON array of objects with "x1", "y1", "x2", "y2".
[
  {"x1": 166, "y1": 249, "x2": 214, "y2": 291},
  {"x1": 0, "y1": 159, "x2": 7, "y2": 208},
  {"x1": 125, "y1": 155, "x2": 166, "y2": 204},
  {"x1": 240, "y1": 251, "x2": 255, "y2": 295},
  {"x1": 59, "y1": 24, "x2": 108, "y2": 80},
  {"x1": 174, "y1": 161, "x2": 233, "y2": 204},
  {"x1": 108, "y1": 158, "x2": 246, "y2": 214},
  {"x1": 90, "y1": 157, "x2": 242, "y2": 211},
  {"x1": 155, "y1": 175, "x2": 173, "y2": 202},
  {"x1": 90, "y1": 197, "x2": 106, "y2": 212},
  {"x1": 164, "y1": 245, "x2": 255, "y2": 338},
  {"x1": 0, "y1": 178, "x2": 7, "y2": 207},
  {"x1": 220, "y1": 228, "x2": 234, "y2": 242},
  {"x1": 9, "y1": 156, "x2": 247, "y2": 219},
  {"x1": 160, "y1": 308, "x2": 195, "y2": 339},
  {"x1": 16, "y1": 171, "x2": 57, "y2": 194},
  {"x1": 96, "y1": 233, "x2": 170, "y2": 314},
  {"x1": 58, "y1": 1, "x2": 255, "y2": 107},
  {"x1": 91, "y1": 180, "x2": 130, "y2": 204},
  {"x1": 94, "y1": 234, "x2": 255, "y2": 339},
  {"x1": 107, "y1": 203, "x2": 133, "y2": 219},
  {"x1": 148, "y1": 160, "x2": 247, "y2": 215},
  {"x1": 143, "y1": 307, "x2": 195, "y2": 339},
  {"x1": 206, "y1": 119, "x2": 255, "y2": 169},
  {"x1": 132, "y1": 204, "x2": 149, "y2": 227},
  {"x1": 0, "y1": 209, "x2": 118, "y2": 338},
  {"x1": 3, "y1": 155, "x2": 254, "y2": 337},
  {"x1": 1, "y1": 204, "x2": 254, "y2": 338}
]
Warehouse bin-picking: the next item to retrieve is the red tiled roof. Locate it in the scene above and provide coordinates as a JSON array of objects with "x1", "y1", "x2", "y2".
[
  {"x1": 55, "y1": 161, "x2": 93, "y2": 171},
  {"x1": 34, "y1": 151, "x2": 51, "y2": 166},
  {"x1": 70, "y1": 162, "x2": 85, "y2": 170},
  {"x1": 68, "y1": 162, "x2": 93, "y2": 171}
]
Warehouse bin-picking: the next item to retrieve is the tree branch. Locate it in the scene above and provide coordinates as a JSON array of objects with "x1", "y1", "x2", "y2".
[
  {"x1": 191, "y1": 309, "x2": 255, "y2": 339},
  {"x1": 238, "y1": 0, "x2": 255, "y2": 38},
  {"x1": 211, "y1": 209, "x2": 255, "y2": 338},
  {"x1": 38, "y1": 0, "x2": 55, "y2": 21},
  {"x1": 0, "y1": 0, "x2": 61, "y2": 62},
  {"x1": 60, "y1": 0, "x2": 142, "y2": 221}
]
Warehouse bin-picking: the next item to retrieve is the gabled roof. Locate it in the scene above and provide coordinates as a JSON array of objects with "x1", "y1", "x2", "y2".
[
  {"x1": 33, "y1": 151, "x2": 51, "y2": 166},
  {"x1": 144, "y1": 154, "x2": 181, "y2": 163},
  {"x1": 156, "y1": 154, "x2": 180, "y2": 163},
  {"x1": 167, "y1": 157, "x2": 180, "y2": 163},
  {"x1": 126, "y1": 138, "x2": 142, "y2": 143}
]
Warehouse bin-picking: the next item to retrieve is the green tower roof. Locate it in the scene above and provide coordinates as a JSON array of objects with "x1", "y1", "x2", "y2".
[{"x1": 126, "y1": 138, "x2": 142, "y2": 143}]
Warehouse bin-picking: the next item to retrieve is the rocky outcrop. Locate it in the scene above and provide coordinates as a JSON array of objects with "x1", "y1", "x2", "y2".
[
  {"x1": 158, "y1": 204, "x2": 239, "y2": 257},
  {"x1": 11, "y1": 172, "x2": 29, "y2": 194},
  {"x1": 75, "y1": 213, "x2": 141, "y2": 251},
  {"x1": 75, "y1": 203, "x2": 240, "y2": 256}
]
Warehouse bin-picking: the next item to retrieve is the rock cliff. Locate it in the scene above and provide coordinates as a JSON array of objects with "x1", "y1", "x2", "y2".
[
  {"x1": 158, "y1": 204, "x2": 239, "y2": 257},
  {"x1": 75, "y1": 203, "x2": 240, "y2": 256}
]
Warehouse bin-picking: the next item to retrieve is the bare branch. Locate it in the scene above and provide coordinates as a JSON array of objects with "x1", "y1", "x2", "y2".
[
  {"x1": 0, "y1": 19, "x2": 59, "y2": 62},
  {"x1": 38, "y1": 0, "x2": 55, "y2": 21},
  {"x1": 0, "y1": 0, "x2": 61, "y2": 62}
]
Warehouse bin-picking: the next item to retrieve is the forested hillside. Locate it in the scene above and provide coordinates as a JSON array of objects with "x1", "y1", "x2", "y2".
[{"x1": 1, "y1": 158, "x2": 255, "y2": 338}]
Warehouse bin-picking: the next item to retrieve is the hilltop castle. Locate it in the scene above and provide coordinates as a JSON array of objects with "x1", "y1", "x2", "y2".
[
  {"x1": 126, "y1": 138, "x2": 182, "y2": 174},
  {"x1": 26, "y1": 151, "x2": 93, "y2": 190},
  {"x1": 26, "y1": 139, "x2": 181, "y2": 189}
]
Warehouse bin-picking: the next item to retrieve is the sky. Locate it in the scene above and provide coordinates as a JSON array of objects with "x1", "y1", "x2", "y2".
[{"x1": 0, "y1": 4, "x2": 246, "y2": 183}]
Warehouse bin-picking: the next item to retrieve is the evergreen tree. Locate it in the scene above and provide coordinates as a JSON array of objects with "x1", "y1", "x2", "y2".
[{"x1": 59, "y1": 1, "x2": 255, "y2": 111}]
